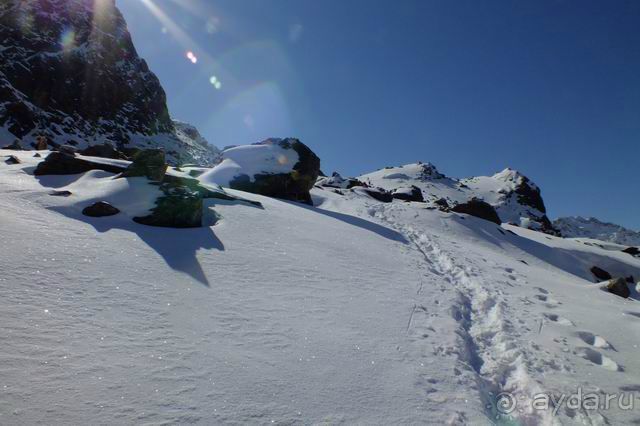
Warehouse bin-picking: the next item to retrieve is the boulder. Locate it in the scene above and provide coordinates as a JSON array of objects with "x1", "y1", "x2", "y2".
[
  {"x1": 33, "y1": 153, "x2": 41, "y2": 158},
  {"x1": 622, "y1": 247, "x2": 640, "y2": 257},
  {"x1": 603, "y1": 277, "x2": 630, "y2": 299},
  {"x1": 4, "y1": 140, "x2": 24, "y2": 150},
  {"x1": 121, "y1": 149, "x2": 167, "y2": 181},
  {"x1": 34, "y1": 137, "x2": 48, "y2": 150},
  {"x1": 82, "y1": 201, "x2": 120, "y2": 217},
  {"x1": 50, "y1": 190, "x2": 72, "y2": 197},
  {"x1": 57, "y1": 145, "x2": 77, "y2": 156},
  {"x1": 361, "y1": 187, "x2": 393, "y2": 203},
  {"x1": 392, "y1": 185, "x2": 424, "y2": 202},
  {"x1": 590, "y1": 266, "x2": 612, "y2": 282},
  {"x1": 317, "y1": 172, "x2": 366, "y2": 189},
  {"x1": 5, "y1": 155, "x2": 21, "y2": 165},
  {"x1": 80, "y1": 143, "x2": 129, "y2": 160},
  {"x1": 451, "y1": 198, "x2": 501, "y2": 224},
  {"x1": 199, "y1": 138, "x2": 320, "y2": 204},
  {"x1": 133, "y1": 175, "x2": 260, "y2": 228},
  {"x1": 34, "y1": 152, "x2": 126, "y2": 176},
  {"x1": 433, "y1": 198, "x2": 450, "y2": 210},
  {"x1": 133, "y1": 186, "x2": 204, "y2": 228}
]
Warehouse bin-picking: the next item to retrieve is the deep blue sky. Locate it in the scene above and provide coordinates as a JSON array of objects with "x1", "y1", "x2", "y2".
[{"x1": 118, "y1": 0, "x2": 639, "y2": 230}]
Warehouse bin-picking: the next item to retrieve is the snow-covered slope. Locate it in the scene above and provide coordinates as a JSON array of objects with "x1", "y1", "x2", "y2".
[
  {"x1": 3, "y1": 149, "x2": 640, "y2": 424},
  {"x1": 358, "y1": 163, "x2": 557, "y2": 233},
  {"x1": 0, "y1": 0, "x2": 219, "y2": 165},
  {"x1": 555, "y1": 216, "x2": 640, "y2": 247}
]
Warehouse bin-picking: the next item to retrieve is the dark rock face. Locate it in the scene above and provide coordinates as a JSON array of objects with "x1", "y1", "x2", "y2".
[
  {"x1": 34, "y1": 137, "x2": 48, "y2": 150},
  {"x1": 623, "y1": 247, "x2": 640, "y2": 257},
  {"x1": 80, "y1": 143, "x2": 128, "y2": 160},
  {"x1": 361, "y1": 187, "x2": 393, "y2": 203},
  {"x1": 434, "y1": 198, "x2": 450, "y2": 210},
  {"x1": 0, "y1": 0, "x2": 171, "y2": 141},
  {"x1": 57, "y1": 145, "x2": 77, "y2": 155},
  {"x1": 34, "y1": 151, "x2": 126, "y2": 175},
  {"x1": 603, "y1": 277, "x2": 630, "y2": 299},
  {"x1": 590, "y1": 266, "x2": 612, "y2": 282},
  {"x1": 121, "y1": 149, "x2": 167, "y2": 181},
  {"x1": 4, "y1": 154, "x2": 21, "y2": 164},
  {"x1": 0, "y1": 0, "x2": 219, "y2": 165},
  {"x1": 227, "y1": 138, "x2": 320, "y2": 204},
  {"x1": 512, "y1": 174, "x2": 547, "y2": 213},
  {"x1": 452, "y1": 198, "x2": 501, "y2": 225},
  {"x1": 82, "y1": 201, "x2": 120, "y2": 217},
  {"x1": 391, "y1": 186, "x2": 424, "y2": 202}
]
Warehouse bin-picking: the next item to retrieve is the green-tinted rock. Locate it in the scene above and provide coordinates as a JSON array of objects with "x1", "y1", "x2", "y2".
[
  {"x1": 133, "y1": 185, "x2": 203, "y2": 228},
  {"x1": 122, "y1": 149, "x2": 167, "y2": 181}
]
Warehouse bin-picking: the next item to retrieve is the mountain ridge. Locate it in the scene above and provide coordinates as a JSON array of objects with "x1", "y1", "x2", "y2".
[{"x1": 554, "y1": 216, "x2": 640, "y2": 246}]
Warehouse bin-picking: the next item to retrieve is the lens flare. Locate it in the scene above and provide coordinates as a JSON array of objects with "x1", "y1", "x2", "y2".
[
  {"x1": 59, "y1": 28, "x2": 76, "y2": 51},
  {"x1": 186, "y1": 51, "x2": 198, "y2": 64},
  {"x1": 209, "y1": 76, "x2": 222, "y2": 90}
]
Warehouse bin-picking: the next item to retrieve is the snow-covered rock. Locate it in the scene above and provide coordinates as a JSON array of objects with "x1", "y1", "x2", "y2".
[
  {"x1": 316, "y1": 172, "x2": 366, "y2": 189},
  {"x1": 199, "y1": 138, "x2": 320, "y2": 204},
  {"x1": 0, "y1": 0, "x2": 219, "y2": 165},
  {"x1": 554, "y1": 216, "x2": 640, "y2": 246},
  {"x1": 358, "y1": 163, "x2": 557, "y2": 233}
]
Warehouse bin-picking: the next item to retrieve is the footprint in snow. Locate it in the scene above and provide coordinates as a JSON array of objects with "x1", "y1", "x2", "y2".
[
  {"x1": 575, "y1": 347, "x2": 622, "y2": 372},
  {"x1": 574, "y1": 331, "x2": 614, "y2": 350},
  {"x1": 534, "y1": 288, "x2": 562, "y2": 308},
  {"x1": 534, "y1": 294, "x2": 548, "y2": 302},
  {"x1": 544, "y1": 313, "x2": 575, "y2": 327}
]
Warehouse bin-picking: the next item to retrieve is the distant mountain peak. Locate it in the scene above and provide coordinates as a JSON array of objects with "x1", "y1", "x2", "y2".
[
  {"x1": 554, "y1": 216, "x2": 640, "y2": 246},
  {"x1": 357, "y1": 162, "x2": 557, "y2": 234}
]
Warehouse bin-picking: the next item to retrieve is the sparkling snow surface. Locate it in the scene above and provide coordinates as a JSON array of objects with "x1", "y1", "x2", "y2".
[{"x1": 2, "y1": 150, "x2": 640, "y2": 425}]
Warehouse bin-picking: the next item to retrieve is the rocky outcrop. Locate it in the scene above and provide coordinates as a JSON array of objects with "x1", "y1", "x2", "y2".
[
  {"x1": 4, "y1": 155, "x2": 21, "y2": 164},
  {"x1": 554, "y1": 217, "x2": 640, "y2": 246},
  {"x1": 603, "y1": 277, "x2": 630, "y2": 299},
  {"x1": 452, "y1": 199, "x2": 501, "y2": 225},
  {"x1": 34, "y1": 151, "x2": 126, "y2": 175},
  {"x1": 121, "y1": 149, "x2": 167, "y2": 182},
  {"x1": 316, "y1": 172, "x2": 366, "y2": 190},
  {"x1": 590, "y1": 266, "x2": 612, "y2": 282},
  {"x1": 133, "y1": 185, "x2": 204, "y2": 228},
  {"x1": 0, "y1": 0, "x2": 219, "y2": 165},
  {"x1": 359, "y1": 187, "x2": 393, "y2": 203},
  {"x1": 133, "y1": 175, "x2": 259, "y2": 228},
  {"x1": 200, "y1": 138, "x2": 320, "y2": 204},
  {"x1": 433, "y1": 198, "x2": 450, "y2": 210},
  {"x1": 391, "y1": 186, "x2": 424, "y2": 202},
  {"x1": 80, "y1": 143, "x2": 128, "y2": 160},
  {"x1": 358, "y1": 163, "x2": 557, "y2": 234},
  {"x1": 34, "y1": 137, "x2": 48, "y2": 150},
  {"x1": 623, "y1": 247, "x2": 640, "y2": 257},
  {"x1": 82, "y1": 201, "x2": 120, "y2": 217}
]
